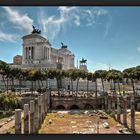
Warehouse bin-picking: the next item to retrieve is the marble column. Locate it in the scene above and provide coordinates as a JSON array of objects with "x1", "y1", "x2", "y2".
[
  {"x1": 123, "y1": 95, "x2": 127, "y2": 126},
  {"x1": 40, "y1": 94, "x2": 44, "y2": 122},
  {"x1": 112, "y1": 97, "x2": 116, "y2": 118},
  {"x1": 24, "y1": 104, "x2": 29, "y2": 134},
  {"x1": 30, "y1": 100, "x2": 35, "y2": 134},
  {"x1": 131, "y1": 95, "x2": 135, "y2": 132},
  {"x1": 34, "y1": 98, "x2": 39, "y2": 133},
  {"x1": 44, "y1": 92, "x2": 48, "y2": 114},
  {"x1": 101, "y1": 96, "x2": 104, "y2": 110},
  {"x1": 15, "y1": 109, "x2": 22, "y2": 134},
  {"x1": 108, "y1": 96, "x2": 111, "y2": 113},
  {"x1": 117, "y1": 95, "x2": 121, "y2": 122},
  {"x1": 104, "y1": 94, "x2": 108, "y2": 111},
  {"x1": 38, "y1": 96, "x2": 41, "y2": 128}
]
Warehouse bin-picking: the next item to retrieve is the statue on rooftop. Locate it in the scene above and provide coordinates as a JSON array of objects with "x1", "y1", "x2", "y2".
[
  {"x1": 80, "y1": 57, "x2": 87, "y2": 64},
  {"x1": 32, "y1": 25, "x2": 41, "y2": 34},
  {"x1": 61, "y1": 42, "x2": 68, "y2": 49}
]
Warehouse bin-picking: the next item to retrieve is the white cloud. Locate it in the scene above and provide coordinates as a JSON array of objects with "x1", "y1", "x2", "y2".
[
  {"x1": 104, "y1": 15, "x2": 112, "y2": 38},
  {"x1": 39, "y1": 6, "x2": 80, "y2": 41},
  {"x1": 2, "y1": 7, "x2": 33, "y2": 33},
  {"x1": 0, "y1": 30, "x2": 18, "y2": 42},
  {"x1": 137, "y1": 46, "x2": 140, "y2": 52},
  {"x1": 94, "y1": 9, "x2": 108, "y2": 16},
  {"x1": 82, "y1": 8, "x2": 109, "y2": 27},
  {"x1": 39, "y1": 7, "x2": 109, "y2": 41},
  {"x1": 74, "y1": 15, "x2": 80, "y2": 26},
  {"x1": 58, "y1": 6, "x2": 77, "y2": 12}
]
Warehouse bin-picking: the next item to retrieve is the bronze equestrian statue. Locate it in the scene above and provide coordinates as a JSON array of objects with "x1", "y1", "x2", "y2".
[
  {"x1": 80, "y1": 57, "x2": 87, "y2": 64},
  {"x1": 32, "y1": 25, "x2": 41, "y2": 34}
]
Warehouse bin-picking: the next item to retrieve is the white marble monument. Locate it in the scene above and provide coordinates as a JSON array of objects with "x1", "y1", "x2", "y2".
[{"x1": 22, "y1": 26, "x2": 75, "y2": 70}]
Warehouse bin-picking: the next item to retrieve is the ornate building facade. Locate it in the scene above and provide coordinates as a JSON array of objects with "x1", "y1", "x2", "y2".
[{"x1": 22, "y1": 26, "x2": 75, "y2": 70}]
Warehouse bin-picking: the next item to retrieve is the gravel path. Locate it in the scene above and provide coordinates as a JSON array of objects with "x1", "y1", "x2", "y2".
[
  {"x1": 0, "y1": 119, "x2": 14, "y2": 134},
  {"x1": 0, "y1": 116, "x2": 15, "y2": 134}
]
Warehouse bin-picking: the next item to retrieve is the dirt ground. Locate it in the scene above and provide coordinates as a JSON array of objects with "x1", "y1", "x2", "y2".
[
  {"x1": 39, "y1": 110, "x2": 126, "y2": 134},
  {"x1": 1, "y1": 110, "x2": 140, "y2": 134},
  {"x1": 0, "y1": 112, "x2": 24, "y2": 134},
  {"x1": 0, "y1": 115, "x2": 15, "y2": 134}
]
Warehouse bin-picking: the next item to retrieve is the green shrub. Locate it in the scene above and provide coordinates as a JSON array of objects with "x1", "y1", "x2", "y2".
[
  {"x1": 37, "y1": 88, "x2": 42, "y2": 93},
  {"x1": 0, "y1": 93, "x2": 21, "y2": 111},
  {"x1": 42, "y1": 88, "x2": 47, "y2": 93},
  {"x1": 11, "y1": 88, "x2": 15, "y2": 92}
]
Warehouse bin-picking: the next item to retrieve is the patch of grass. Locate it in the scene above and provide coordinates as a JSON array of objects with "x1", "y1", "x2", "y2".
[
  {"x1": 110, "y1": 117, "x2": 118, "y2": 125},
  {"x1": 40, "y1": 113, "x2": 57, "y2": 127},
  {"x1": 40, "y1": 113, "x2": 75, "y2": 133},
  {"x1": 135, "y1": 131, "x2": 140, "y2": 134}
]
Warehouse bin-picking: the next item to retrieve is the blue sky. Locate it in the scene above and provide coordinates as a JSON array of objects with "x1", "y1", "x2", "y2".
[{"x1": 0, "y1": 6, "x2": 140, "y2": 72}]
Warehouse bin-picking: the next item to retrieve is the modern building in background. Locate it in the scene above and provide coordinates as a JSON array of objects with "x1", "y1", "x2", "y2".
[{"x1": 13, "y1": 55, "x2": 22, "y2": 65}]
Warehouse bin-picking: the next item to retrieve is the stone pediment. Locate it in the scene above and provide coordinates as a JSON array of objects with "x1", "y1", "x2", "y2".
[
  {"x1": 22, "y1": 33, "x2": 51, "y2": 46},
  {"x1": 22, "y1": 33, "x2": 46, "y2": 41}
]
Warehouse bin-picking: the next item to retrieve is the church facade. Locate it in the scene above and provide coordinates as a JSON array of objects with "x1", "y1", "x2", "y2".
[{"x1": 22, "y1": 28, "x2": 75, "y2": 70}]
